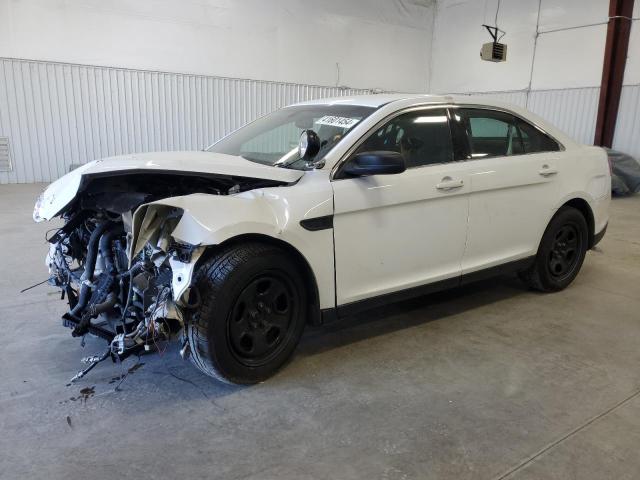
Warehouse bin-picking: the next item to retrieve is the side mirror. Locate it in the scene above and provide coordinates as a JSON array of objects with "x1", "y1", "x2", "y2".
[
  {"x1": 341, "y1": 151, "x2": 406, "y2": 177},
  {"x1": 298, "y1": 130, "x2": 321, "y2": 161}
]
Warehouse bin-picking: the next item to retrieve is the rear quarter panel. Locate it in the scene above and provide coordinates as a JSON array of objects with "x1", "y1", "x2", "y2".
[
  {"x1": 496, "y1": 102, "x2": 610, "y2": 236},
  {"x1": 556, "y1": 144, "x2": 611, "y2": 234}
]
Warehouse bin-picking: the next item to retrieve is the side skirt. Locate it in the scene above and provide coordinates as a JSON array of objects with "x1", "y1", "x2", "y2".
[{"x1": 320, "y1": 256, "x2": 535, "y2": 324}]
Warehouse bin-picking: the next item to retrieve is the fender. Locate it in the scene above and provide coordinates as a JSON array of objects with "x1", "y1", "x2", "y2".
[
  {"x1": 134, "y1": 193, "x2": 284, "y2": 250},
  {"x1": 131, "y1": 182, "x2": 336, "y2": 307}
]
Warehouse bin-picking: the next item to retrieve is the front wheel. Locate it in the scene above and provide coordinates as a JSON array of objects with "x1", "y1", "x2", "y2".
[
  {"x1": 519, "y1": 206, "x2": 588, "y2": 292},
  {"x1": 187, "y1": 242, "x2": 307, "y2": 384}
]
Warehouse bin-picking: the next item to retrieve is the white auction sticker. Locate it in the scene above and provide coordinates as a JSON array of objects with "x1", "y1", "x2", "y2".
[{"x1": 315, "y1": 115, "x2": 360, "y2": 129}]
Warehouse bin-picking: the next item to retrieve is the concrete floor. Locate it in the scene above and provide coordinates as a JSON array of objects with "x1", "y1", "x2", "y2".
[{"x1": 1, "y1": 183, "x2": 639, "y2": 480}]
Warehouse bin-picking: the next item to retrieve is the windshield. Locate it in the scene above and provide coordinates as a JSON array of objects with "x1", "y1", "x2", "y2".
[{"x1": 207, "y1": 104, "x2": 376, "y2": 170}]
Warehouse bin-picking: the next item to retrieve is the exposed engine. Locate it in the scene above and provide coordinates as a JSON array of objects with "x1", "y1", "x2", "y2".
[{"x1": 43, "y1": 172, "x2": 281, "y2": 380}]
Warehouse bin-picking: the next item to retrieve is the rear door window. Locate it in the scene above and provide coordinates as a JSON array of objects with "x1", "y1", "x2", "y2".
[
  {"x1": 460, "y1": 109, "x2": 523, "y2": 158},
  {"x1": 454, "y1": 108, "x2": 560, "y2": 159}
]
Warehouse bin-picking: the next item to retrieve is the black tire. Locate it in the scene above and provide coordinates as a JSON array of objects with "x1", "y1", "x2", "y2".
[
  {"x1": 519, "y1": 206, "x2": 588, "y2": 292},
  {"x1": 187, "y1": 242, "x2": 307, "y2": 384}
]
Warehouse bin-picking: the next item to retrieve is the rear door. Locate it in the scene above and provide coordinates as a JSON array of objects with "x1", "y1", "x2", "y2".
[{"x1": 450, "y1": 107, "x2": 564, "y2": 275}]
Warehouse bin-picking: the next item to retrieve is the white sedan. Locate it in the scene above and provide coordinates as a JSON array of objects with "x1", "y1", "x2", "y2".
[{"x1": 34, "y1": 94, "x2": 610, "y2": 384}]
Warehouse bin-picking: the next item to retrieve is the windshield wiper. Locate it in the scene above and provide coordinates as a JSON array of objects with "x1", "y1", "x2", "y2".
[{"x1": 276, "y1": 158, "x2": 312, "y2": 169}]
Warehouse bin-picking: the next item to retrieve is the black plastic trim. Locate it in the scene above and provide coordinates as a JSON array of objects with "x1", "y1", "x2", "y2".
[
  {"x1": 337, "y1": 276, "x2": 460, "y2": 318},
  {"x1": 319, "y1": 256, "x2": 535, "y2": 323},
  {"x1": 62, "y1": 314, "x2": 114, "y2": 341},
  {"x1": 460, "y1": 257, "x2": 535, "y2": 285},
  {"x1": 592, "y1": 223, "x2": 608, "y2": 248},
  {"x1": 300, "y1": 215, "x2": 334, "y2": 231}
]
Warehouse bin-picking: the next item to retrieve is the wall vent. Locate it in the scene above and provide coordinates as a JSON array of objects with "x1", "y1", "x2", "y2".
[{"x1": 0, "y1": 137, "x2": 12, "y2": 171}]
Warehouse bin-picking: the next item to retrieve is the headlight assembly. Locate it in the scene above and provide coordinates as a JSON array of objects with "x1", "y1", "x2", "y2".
[{"x1": 33, "y1": 192, "x2": 45, "y2": 222}]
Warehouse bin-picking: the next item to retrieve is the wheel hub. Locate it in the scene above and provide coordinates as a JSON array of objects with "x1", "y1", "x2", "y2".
[
  {"x1": 227, "y1": 274, "x2": 295, "y2": 366},
  {"x1": 548, "y1": 224, "x2": 580, "y2": 278}
]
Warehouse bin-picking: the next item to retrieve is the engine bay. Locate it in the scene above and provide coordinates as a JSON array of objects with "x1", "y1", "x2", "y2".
[{"x1": 44, "y1": 171, "x2": 283, "y2": 381}]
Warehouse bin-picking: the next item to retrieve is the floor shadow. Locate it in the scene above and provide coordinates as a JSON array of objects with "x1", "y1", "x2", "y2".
[
  {"x1": 56, "y1": 275, "x2": 531, "y2": 403},
  {"x1": 297, "y1": 274, "x2": 531, "y2": 358}
]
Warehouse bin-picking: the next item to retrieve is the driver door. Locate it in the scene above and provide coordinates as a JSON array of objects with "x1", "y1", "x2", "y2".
[{"x1": 331, "y1": 107, "x2": 470, "y2": 310}]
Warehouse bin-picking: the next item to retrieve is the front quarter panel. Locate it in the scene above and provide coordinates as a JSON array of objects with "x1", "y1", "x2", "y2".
[{"x1": 132, "y1": 170, "x2": 336, "y2": 308}]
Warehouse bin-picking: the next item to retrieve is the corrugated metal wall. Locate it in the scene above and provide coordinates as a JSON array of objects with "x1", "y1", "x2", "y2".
[
  {"x1": 0, "y1": 58, "x2": 372, "y2": 184},
  {"x1": 1, "y1": 56, "x2": 638, "y2": 184},
  {"x1": 527, "y1": 87, "x2": 601, "y2": 146},
  {"x1": 613, "y1": 85, "x2": 640, "y2": 160},
  {"x1": 459, "y1": 90, "x2": 529, "y2": 108}
]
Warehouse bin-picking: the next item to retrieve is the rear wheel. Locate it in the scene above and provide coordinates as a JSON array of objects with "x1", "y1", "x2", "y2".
[
  {"x1": 519, "y1": 206, "x2": 588, "y2": 292},
  {"x1": 187, "y1": 242, "x2": 307, "y2": 384}
]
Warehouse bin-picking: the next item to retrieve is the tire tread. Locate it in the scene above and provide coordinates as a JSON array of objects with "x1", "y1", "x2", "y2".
[{"x1": 187, "y1": 242, "x2": 293, "y2": 384}]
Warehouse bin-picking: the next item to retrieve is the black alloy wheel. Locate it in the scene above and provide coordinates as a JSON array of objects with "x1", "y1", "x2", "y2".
[
  {"x1": 548, "y1": 223, "x2": 583, "y2": 280},
  {"x1": 227, "y1": 273, "x2": 297, "y2": 367},
  {"x1": 187, "y1": 242, "x2": 307, "y2": 384},
  {"x1": 519, "y1": 206, "x2": 588, "y2": 292}
]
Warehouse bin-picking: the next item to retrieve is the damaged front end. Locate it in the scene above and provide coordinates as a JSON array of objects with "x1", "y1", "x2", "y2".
[{"x1": 37, "y1": 171, "x2": 284, "y2": 377}]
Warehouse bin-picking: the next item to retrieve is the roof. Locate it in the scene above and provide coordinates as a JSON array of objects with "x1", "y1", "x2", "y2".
[
  {"x1": 291, "y1": 93, "x2": 443, "y2": 108},
  {"x1": 291, "y1": 93, "x2": 514, "y2": 109}
]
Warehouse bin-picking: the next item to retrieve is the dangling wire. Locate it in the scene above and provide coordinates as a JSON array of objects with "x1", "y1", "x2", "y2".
[
  {"x1": 495, "y1": 0, "x2": 506, "y2": 41},
  {"x1": 482, "y1": 0, "x2": 506, "y2": 44}
]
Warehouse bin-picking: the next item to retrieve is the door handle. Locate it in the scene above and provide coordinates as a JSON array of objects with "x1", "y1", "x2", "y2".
[
  {"x1": 436, "y1": 177, "x2": 464, "y2": 191},
  {"x1": 538, "y1": 165, "x2": 558, "y2": 177}
]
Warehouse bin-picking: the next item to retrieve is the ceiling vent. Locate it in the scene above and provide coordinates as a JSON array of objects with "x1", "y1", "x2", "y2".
[{"x1": 0, "y1": 137, "x2": 12, "y2": 171}]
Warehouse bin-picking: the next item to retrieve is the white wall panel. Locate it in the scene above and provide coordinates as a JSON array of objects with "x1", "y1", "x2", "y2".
[
  {"x1": 0, "y1": 58, "x2": 372, "y2": 184},
  {"x1": 613, "y1": 85, "x2": 640, "y2": 159},
  {"x1": 526, "y1": 87, "x2": 601, "y2": 145},
  {"x1": 531, "y1": 24, "x2": 607, "y2": 90},
  {"x1": 0, "y1": 0, "x2": 434, "y2": 93},
  {"x1": 537, "y1": 0, "x2": 609, "y2": 31},
  {"x1": 431, "y1": 0, "x2": 538, "y2": 93},
  {"x1": 431, "y1": 0, "x2": 609, "y2": 92}
]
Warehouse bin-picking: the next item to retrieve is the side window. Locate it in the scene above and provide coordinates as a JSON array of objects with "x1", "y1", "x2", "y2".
[
  {"x1": 456, "y1": 108, "x2": 560, "y2": 159},
  {"x1": 355, "y1": 109, "x2": 454, "y2": 168},
  {"x1": 459, "y1": 109, "x2": 524, "y2": 158},
  {"x1": 517, "y1": 120, "x2": 561, "y2": 153}
]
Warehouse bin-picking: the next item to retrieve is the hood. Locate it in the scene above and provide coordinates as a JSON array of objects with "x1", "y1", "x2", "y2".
[{"x1": 33, "y1": 151, "x2": 305, "y2": 221}]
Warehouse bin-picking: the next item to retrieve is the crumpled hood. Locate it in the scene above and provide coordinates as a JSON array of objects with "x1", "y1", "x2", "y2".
[{"x1": 33, "y1": 151, "x2": 304, "y2": 221}]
